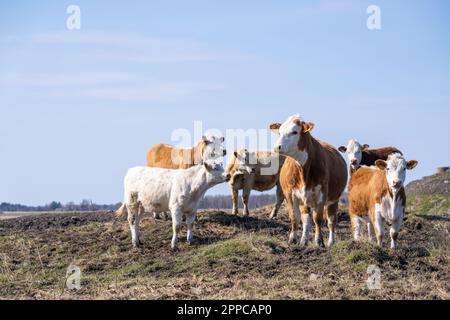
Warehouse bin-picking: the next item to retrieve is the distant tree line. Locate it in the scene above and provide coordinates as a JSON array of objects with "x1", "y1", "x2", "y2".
[
  {"x1": 0, "y1": 200, "x2": 121, "y2": 212},
  {"x1": 198, "y1": 194, "x2": 277, "y2": 210},
  {"x1": 0, "y1": 194, "x2": 277, "y2": 212}
]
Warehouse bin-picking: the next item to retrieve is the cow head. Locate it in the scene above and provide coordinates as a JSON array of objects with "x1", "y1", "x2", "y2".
[
  {"x1": 233, "y1": 149, "x2": 257, "y2": 176},
  {"x1": 270, "y1": 114, "x2": 314, "y2": 157},
  {"x1": 203, "y1": 160, "x2": 231, "y2": 184},
  {"x1": 375, "y1": 153, "x2": 418, "y2": 193},
  {"x1": 202, "y1": 135, "x2": 227, "y2": 161},
  {"x1": 338, "y1": 139, "x2": 369, "y2": 170}
]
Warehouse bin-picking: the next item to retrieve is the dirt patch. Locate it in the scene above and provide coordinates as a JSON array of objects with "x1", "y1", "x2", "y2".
[{"x1": 0, "y1": 208, "x2": 449, "y2": 299}]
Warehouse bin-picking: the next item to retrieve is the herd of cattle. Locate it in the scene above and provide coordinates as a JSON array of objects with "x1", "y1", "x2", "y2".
[{"x1": 116, "y1": 114, "x2": 418, "y2": 250}]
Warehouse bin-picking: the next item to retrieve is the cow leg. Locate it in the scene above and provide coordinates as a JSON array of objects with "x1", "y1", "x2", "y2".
[
  {"x1": 372, "y1": 207, "x2": 384, "y2": 247},
  {"x1": 286, "y1": 196, "x2": 300, "y2": 244},
  {"x1": 231, "y1": 185, "x2": 239, "y2": 215},
  {"x1": 389, "y1": 218, "x2": 402, "y2": 249},
  {"x1": 241, "y1": 188, "x2": 251, "y2": 217},
  {"x1": 367, "y1": 220, "x2": 376, "y2": 242},
  {"x1": 269, "y1": 182, "x2": 285, "y2": 219},
  {"x1": 312, "y1": 205, "x2": 325, "y2": 247},
  {"x1": 127, "y1": 204, "x2": 141, "y2": 248},
  {"x1": 350, "y1": 214, "x2": 362, "y2": 240},
  {"x1": 186, "y1": 212, "x2": 196, "y2": 245},
  {"x1": 300, "y1": 206, "x2": 311, "y2": 246},
  {"x1": 171, "y1": 209, "x2": 182, "y2": 250},
  {"x1": 326, "y1": 202, "x2": 339, "y2": 247}
]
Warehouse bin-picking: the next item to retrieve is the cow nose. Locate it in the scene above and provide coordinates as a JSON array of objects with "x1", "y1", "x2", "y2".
[
  {"x1": 393, "y1": 180, "x2": 401, "y2": 188},
  {"x1": 223, "y1": 150, "x2": 227, "y2": 156},
  {"x1": 351, "y1": 159, "x2": 357, "y2": 164},
  {"x1": 225, "y1": 173, "x2": 231, "y2": 181}
]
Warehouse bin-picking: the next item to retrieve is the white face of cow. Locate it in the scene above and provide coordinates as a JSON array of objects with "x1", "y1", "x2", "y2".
[
  {"x1": 202, "y1": 135, "x2": 226, "y2": 161},
  {"x1": 375, "y1": 153, "x2": 418, "y2": 193},
  {"x1": 233, "y1": 150, "x2": 257, "y2": 176},
  {"x1": 338, "y1": 139, "x2": 369, "y2": 169},
  {"x1": 270, "y1": 115, "x2": 314, "y2": 157},
  {"x1": 203, "y1": 160, "x2": 230, "y2": 184}
]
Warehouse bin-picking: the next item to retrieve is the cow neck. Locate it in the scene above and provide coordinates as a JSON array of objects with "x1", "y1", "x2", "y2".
[
  {"x1": 192, "y1": 142, "x2": 204, "y2": 166},
  {"x1": 293, "y1": 132, "x2": 315, "y2": 180},
  {"x1": 381, "y1": 175, "x2": 404, "y2": 221},
  {"x1": 190, "y1": 166, "x2": 210, "y2": 200}
]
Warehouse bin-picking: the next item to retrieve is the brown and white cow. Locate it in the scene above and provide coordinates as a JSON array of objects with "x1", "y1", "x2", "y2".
[
  {"x1": 348, "y1": 153, "x2": 418, "y2": 249},
  {"x1": 147, "y1": 135, "x2": 226, "y2": 170},
  {"x1": 270, "y1": 115, "x2": 348, "y2": 247},
  {"x1": 225, "y1": 149, "x2": 286, "y2": 219},
  {"x1": 338, "y1": 139, "x2": 402, "y2": 174}
]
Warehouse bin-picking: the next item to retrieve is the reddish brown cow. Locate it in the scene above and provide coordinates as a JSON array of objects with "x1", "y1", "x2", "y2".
[
  {"x1": 147, "y1": 136, "x2": 225, "y2": 169},
  {"x1": 348, "y1": 153, "x2": 418, "y2": 249},
  {"x1": 270, "y1": 115, "x2": 348, "y2": 247}
]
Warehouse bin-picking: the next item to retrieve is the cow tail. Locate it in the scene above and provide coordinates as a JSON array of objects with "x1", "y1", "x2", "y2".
[{"x1": 115, "y1": 203, "x2": 127, "y2": 218}]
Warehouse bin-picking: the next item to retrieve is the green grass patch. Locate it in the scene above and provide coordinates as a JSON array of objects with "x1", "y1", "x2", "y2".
[
  {"x1": 407, "y1": 194, "x2": 450, "y2": 215},
  {"x1": 174, "y1": 234, "x2": 276, "y2": 274},
  {"x1": 330, "y1": 240, "x2": 390, "y2": 267}
]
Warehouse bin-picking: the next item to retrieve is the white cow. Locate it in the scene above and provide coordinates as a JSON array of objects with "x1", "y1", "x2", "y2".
[{"x1": 117, "y1": 160, "x2": 230, "y2": 249}]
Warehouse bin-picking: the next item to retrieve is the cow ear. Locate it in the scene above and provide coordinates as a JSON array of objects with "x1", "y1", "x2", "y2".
[
  {"x1": 338, "y1": 146, "x2": 347, "y2": 153},
  {"x1": 375, "y1": 159, "x2": 387, "y2": 170},
  {"x1": 270, "y1": 123, "x2": 281, "y2": 134},
  {"x1": 406, "y1": 160, "x2": 418, "y2": 170},
  {"x1": 202, "y1": 135, "x2": 211, "y2": 144},
  {"x1": 362, "y1": 144, "x2": 370, "y2": 151},
  {"x1": 302, "y1": 122, "x2": 314, "y2": 134}
]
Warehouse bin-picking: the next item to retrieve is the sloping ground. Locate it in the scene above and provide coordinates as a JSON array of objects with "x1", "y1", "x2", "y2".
[
  {"x1": 406, "y1": 172, "x2": 450, "y2": 215},
  {"x1": 0, "y1": 208, "x2": 449, "y2": 300},
  {"x1": 406, "y1": 172, "x2": 450, "y2": 195}
]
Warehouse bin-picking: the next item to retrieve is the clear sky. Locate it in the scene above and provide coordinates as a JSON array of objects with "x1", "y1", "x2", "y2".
[{"x1": 1, "y1": 0, "x2": 449, "y2": 205}]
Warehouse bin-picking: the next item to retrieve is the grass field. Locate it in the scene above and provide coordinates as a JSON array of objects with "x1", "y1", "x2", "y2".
[{"x1": 0, "y1": 205, "x2": 449, "y2": 300}]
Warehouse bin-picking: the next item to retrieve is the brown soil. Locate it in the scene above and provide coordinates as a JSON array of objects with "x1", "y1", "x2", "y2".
[{"x1": 0, "y1": 207, "x2": 449, "y2": 300}]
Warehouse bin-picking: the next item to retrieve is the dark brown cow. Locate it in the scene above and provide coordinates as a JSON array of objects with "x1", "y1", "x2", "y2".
[
  {"x1": 338, "y1": 139, "x2": 402, "y2": 174},
  {"x1": 270, "y1": 115, "x2": 348, "y2": 247}
]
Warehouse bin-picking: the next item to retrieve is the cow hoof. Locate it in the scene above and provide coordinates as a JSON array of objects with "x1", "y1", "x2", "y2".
[
  {"x1": 153, "y1": 212, "x2": 162, "y2": 220},
  {"x1": 231, "y1": 211, "x2": 238, "y2": 216},
  {"x1": 269, "y1": 211, "x2": 277, "y2": 220},
  {"x1": 315, "y1": 238, "x2": 325, "y2": 248},
  {"x1": 132, "y1": 242, "x2": 141, "y2": 249},
  {"x1": 300, "y1": 240, "x2": 308, "y2": 247},
  {"x1": 243, "y1": 212, "x2": 250, "y2": 217},
  {"x1": 288, "y1": 234, "x2": 298, "y2": 244}
]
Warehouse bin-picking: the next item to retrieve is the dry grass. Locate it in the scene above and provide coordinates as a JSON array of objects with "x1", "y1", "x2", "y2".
[{"x1": 0, "y1": 206, "x2": 449, "y2": 300}]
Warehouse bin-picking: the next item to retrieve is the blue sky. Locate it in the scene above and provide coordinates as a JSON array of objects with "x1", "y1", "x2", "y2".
[{"x1": 1, "y1": 0, "x2": 449, "y2": 205}]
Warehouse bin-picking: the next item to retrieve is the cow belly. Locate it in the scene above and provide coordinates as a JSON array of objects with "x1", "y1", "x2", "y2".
[
  {"x1": 253, "y1": 176, "x2": 277, "y2": 192},
  {"x1": 293, "y1": 185, "x2": 323, "y2": 207}
]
